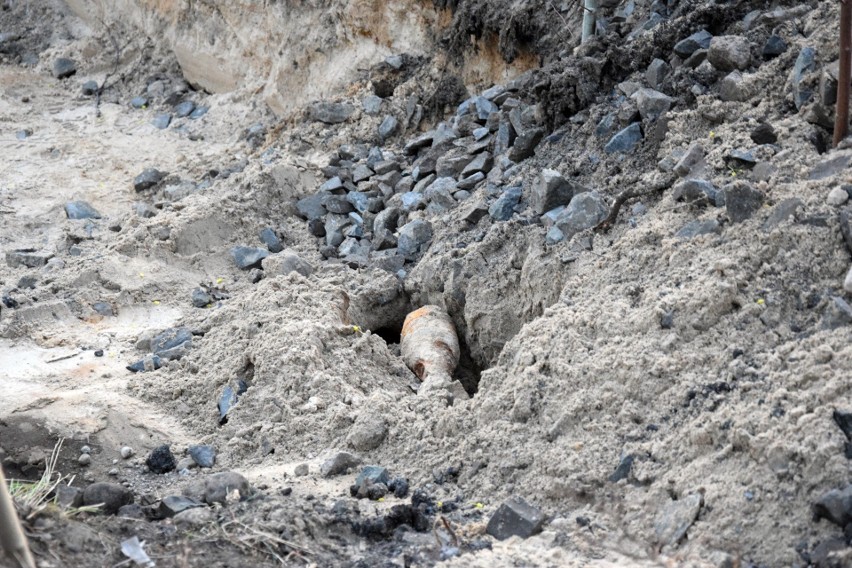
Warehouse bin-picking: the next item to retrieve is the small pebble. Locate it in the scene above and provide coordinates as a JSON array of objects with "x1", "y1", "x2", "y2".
[
  {"x1": 78, "y1": 454, "x2": 91, "y2": 466},
  {"x1": 294, "y1": 463, "x2": 309, "y2": 477},
  {"x1": 94, "y1": 349, "x2": 104, "y2": 357},
  {"x1": 81, "y1": 445, "x2": 91, "y2": 454},
  {"x1": 108, "y1": 468, "x2": 119, "y2": 476},
  {"x1": 120, "y1": 446, "x2": 134, "y2": 459}
]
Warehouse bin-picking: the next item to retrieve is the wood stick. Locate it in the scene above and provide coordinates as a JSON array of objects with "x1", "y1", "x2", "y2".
[
  {"x1": 595, "y1": 174, "x2": 677, "y2": 233},
  {"x1": 0, "y1": 468, "x2": 36, "y2": 568},
  {"x1": 834, "y1": 0, "x2": 851, "y2": 146}
]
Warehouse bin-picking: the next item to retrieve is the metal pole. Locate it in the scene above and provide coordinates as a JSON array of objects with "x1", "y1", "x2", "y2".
[
  {"x1": 834, "y1": 0, "x2": 851, "y2": 146},
  {"x1": 582, "y1": 0, "x2": 598, "y2": 43}
]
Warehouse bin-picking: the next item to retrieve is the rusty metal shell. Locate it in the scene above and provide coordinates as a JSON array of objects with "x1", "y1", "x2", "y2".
[{"x1": 400, "y1": 305, "x2": 460, "y2": 381}]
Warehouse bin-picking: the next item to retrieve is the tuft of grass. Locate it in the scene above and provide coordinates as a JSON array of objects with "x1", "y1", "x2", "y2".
[{"x1": 7, "y1": 439, "x2": 90, "y2": 520}]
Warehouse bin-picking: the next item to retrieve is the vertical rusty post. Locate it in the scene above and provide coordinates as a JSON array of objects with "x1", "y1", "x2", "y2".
[{"x1": 834, "y1": 0, "x2": 852, "y2": 146}]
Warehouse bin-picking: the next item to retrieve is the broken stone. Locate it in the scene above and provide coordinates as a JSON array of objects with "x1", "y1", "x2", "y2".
[
  {"x1": 718, "y1": 71, "x2": 750, "y2": 102},
  {"x1": 828, "y1": 187, "x2": 849, "y2": 206},
  {"x1": 151, "y1": 113, "x2": 171, "y2": 129},
  {"x1": 261, "y1": 250, "x2": 314, "y2": 277},
  {"x1": 551, "y1": 191, "x2": 608, "y2": 242},
  {"x1": 750, "y1": 123, "x2": 777, "y2": 145},
  {"x1": 489, "y1": 186, "x2": 523, "y2": 221},
  {"x1": 355, "y1": 465, "x2": 390, "y2": 485},
  {"x1": 65, "y1": 201, "x2": 103, "y2": 220},
  {"x1": 707, "y1": 35, "x2": 751, "y2": 71},
  {"x1": 508, "y1": 128, "x2": 545, "y2": 162},
  {"x1": 191, "y1": 288, "x2": 212, "y2": 308},
  {"x1": 531, "y1": 169, "x2": 578, "y2": 214},
  {"x1": 188, "y1": 445, "x2": 216, "y2": 468},
  {"x1": 673, "y1": 143, "x2": 705, "y2": 177},
  {"x1": 725, "y1": 181, "x2": 764, "y2": 223},
  {"x1": 792, "y1": 47, "x2": 817, "y2": 110},
  {"x1": 673, "y1": 30, "x2": 712, "y2": 59},
  {"x1": 83, "y1": 482, "x2": 133, "y2": 514},
  {"x1": 654, "y1": 493, "x2": 703, "y2": 546},
  {"x1": 604, "y1": 122, "x2": 642, "y2": 154},
  {"x1": 133, "y1": 168, "x2": 165, "y2": 192},
  {"x1": 81, "y1": 80, "x2": 98, "y2": 96},
  {"x1": 813, "y1": 485, "x2": 852, "y2": 528},
  {"x1": 320, "y1": 451, "x2": 362, "y2": 477},
  {"x1": 646, "y1": 58, "x2": 670, "y2": 90},
  {"x1": 5, "y1": 249, "x2": 52, "y2": 268},
  {"x1": 259, "y1": 227, "x2": 283, "y2": 253},
  {"x1": 485, "y1": 496, "x2": 545, "y2": 540},
  {"x1": 150, "y1": 327, "x2": 192, "y2": 359},
  {"x1": 673, "y1": 179, "x2": 718, "y2": 206},
  {"x1": 378, "y1": 115, "x2": 399, "y2": 140},
  {"x1": 309, "y1": 101, "x2": 355, "y2": 124},
  {"x1": 52, "y1": 57, "x2": 77, "y2": 79},
  {"x1": 632, "y1": 88, "x2": 674, "y2": 121},
  {"x1": 762, "y1": 35, "x2": 787, "y2": 59},
  {"x1": 231, "y1": 246, "x2": 270, "y2": 270},
  {"x1": 146, "y1": 445, "x2": 177, "y2": 474},
  {"x1": 159, "y1": 495, "x2": 204, "y2": 518},
  {"x1": 397, "y1": 219, "x2": 433, "y2": 258}
]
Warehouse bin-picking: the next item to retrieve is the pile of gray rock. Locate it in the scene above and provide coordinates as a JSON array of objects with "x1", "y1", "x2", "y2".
[{"x1": 296, "y1": 83, "x2": 551, "y2": 271}]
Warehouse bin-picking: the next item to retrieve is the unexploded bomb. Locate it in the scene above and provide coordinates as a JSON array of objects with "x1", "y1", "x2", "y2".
[{"x1": 400, "y1": 305, "x2": 460, "y2": 381}]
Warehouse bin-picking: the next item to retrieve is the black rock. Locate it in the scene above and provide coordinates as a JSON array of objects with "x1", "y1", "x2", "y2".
[
  {"x1": 378, "y1": 115, "x2": 399, "y2": 140},
  {"x1": 81, "y1": 80, "x2": 98, "y2": 96},
  {"x1": 94, "y1": 350, "x2": 103, "y2": 357},
  {"x1": 608, "y1": 454, "x2": 634, "y2": 482},
  {"x1": 158, "y1": 495, "x2": 204, "y2": 518},
  {"x1": 307, "y1": 218, "x2": 326, "y2": 238},
  {"x1": 368, "y1": 483, "x2": 389, "y2": 500},
  {"x1": 488, "y1": 186, "x2": 522, "y2": 221},
  {"x1": 259, "y1": 227, "x2": 283, "y2": 253},
  {"x1": 792, "y1": 47, "x2": 817, "y2": 110},
  {"x1": 356, "y1": 466, "x2": 390, "y2": 487},
  {"x1": 833, "y1": 410, "x2": 852, "y2": 441},
  {"x1": 191, "y1": 288, "x2": 212, "y2": 308},
  {"x1": 762, "y1": 35, "x2": 787, "y2": 59},
  {"x1": 725, "y1": 181, "x2": 764, "y2": 223},
  {"x1": 604, "y1": 122, "x2": 642, "y2": 154},
  {"x1": 151, "y1": 113, "x2": 171, "y2": 129},
  {"x1": 218, "y1": 379, "x2": 249, "y2": 425},
  {"x1": 188, "y1": 445, "x2": 216, "y2": 468},
  {"x1": 486, "y1": 496, "x2": 546, "y2": 540},
  {"x1": 813, "y1": 485, "x2": 852, "y2": 527},
  {"x1": 309, "y1": 101, "x2": 355, "y2": 124},
  {"x1": 174, "y1": 100, "x2": 196, "y2": 118},
  {"x1": 673, "y1": 30, "x2": 712, "y2": 59},
  {"x1": 296, "y1": 194, "x2": 327, "y2": 221},
  {"x1": 750, "y1": 123, "x2": 777, "y2": 145},
  {"x1": 508, "y1": 128, "x2": 545, "y2": 162},
  {"x1": 320, "y1": 451, "x2": 362, "y2": 477},
  {"x1": 82, "y1": 482, "x2": 132, "y2": 514},
  {"x1": 231, "y1": 246, "x2": 269, "y2": 270},
  {"x1": 133, "y1": 168, "x2": 165, "y2": 191},
  {"x1": 52, "y1": 57, "x2": 77, "y2": 79},
  {"x1": 64, "y1": 200, "x2": 101, "y2": 219},
  {"x1": 150, "y1": 327, "x2": 192, "y2": 359},
  {"x1": 146, "y1": 445, "x2": 177, "y2": 474},
  {"x1": 660, "y1": 312, "x2": 674, "y2": 329},
  {"x1": 126, "y1": 355, "x2": 162, "y2": 373},
  {"x1": 397, "y1": 219, "x2": 433, "y2": 258},
  {"x1": 2, "y1": 295, "x2": 18, "y2": 309},
  {"x1": 388, "y1": 477, "x2": 409, "y2": 498}
]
